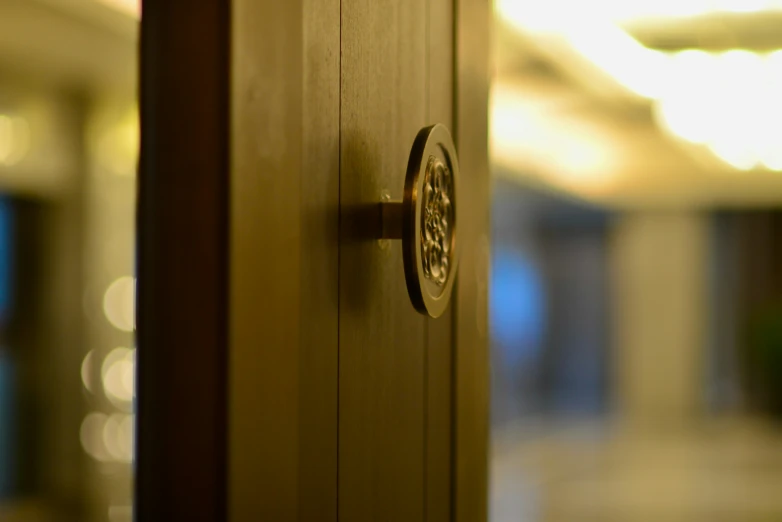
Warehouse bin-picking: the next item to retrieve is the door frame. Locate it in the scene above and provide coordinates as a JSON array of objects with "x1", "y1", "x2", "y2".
[
  {"x1": 137, "y1": 1, "x2": 490, "y2": 519},
  {"x1": 453, "y1": 1, "x2": 491, "y2": 520}
]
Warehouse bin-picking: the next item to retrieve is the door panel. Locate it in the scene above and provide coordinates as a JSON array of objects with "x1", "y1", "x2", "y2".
[
  {"x1": 230, "y1": 0, "x2": 340, "y2": 519},
  {"x1": 139, "y1": 0, "x2": 488, "y2": 519},
  {"x1": 340, "y1": 1, "x2": 458, "y2": 519},
  {"x1": 454, "y1": 1, "x2": 492, "y2": 521},
  {"x1": 339, "y1": 0, "x2": 427, "y2": 520}
]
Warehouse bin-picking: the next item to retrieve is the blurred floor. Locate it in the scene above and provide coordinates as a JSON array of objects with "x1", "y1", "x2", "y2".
[{"x1": 492, "y1": 417, "x2": 782, "y2": 522}]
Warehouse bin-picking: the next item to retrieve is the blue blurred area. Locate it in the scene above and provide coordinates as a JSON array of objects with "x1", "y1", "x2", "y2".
[
  {"x1": 0, "y1": 198, "x2": 12, "y2": 322},
  {"x1": 490, "y1": 246, "x2": 545, "y2": 366},
  {"x1": 0, "y1": 197, "x2": 14, "y2": 498},
  {"x1": 490, "y1": 179, "x2": 611, "y2": 421}
]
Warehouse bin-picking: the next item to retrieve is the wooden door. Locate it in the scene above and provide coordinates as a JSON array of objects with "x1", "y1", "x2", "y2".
[
  {"x1": 137, "y1": 1, "x2": 489, "y2": 520},
  {"x1": 338, "y1": 1, "x2": 454, "y2": 521}
]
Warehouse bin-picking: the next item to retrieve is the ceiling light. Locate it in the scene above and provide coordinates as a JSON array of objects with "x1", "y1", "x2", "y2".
[
  {"x1": 491, "y1": 85, "x2": 617, "y2": 187},
  {"x1": 498, "y1": 0, "x2": 782, "y2": 25}
]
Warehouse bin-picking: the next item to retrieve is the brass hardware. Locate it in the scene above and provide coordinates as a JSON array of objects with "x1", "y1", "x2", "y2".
[{"x1": 379, "y1": 124, "x2": 459, "y2": 318}]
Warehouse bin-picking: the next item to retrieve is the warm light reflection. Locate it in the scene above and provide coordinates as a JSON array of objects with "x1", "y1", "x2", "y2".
[
  {"x1": 103, "y1": 413, "x2": 133, "y2": 462},
  {"x1": 491, "y1": 85, "x2": 617, "y2": 190},
  {"x1": 498, "y1": 0, "x2": 782, "y2": 25},
  {"x1": 118, "y1": 414, "x2": 134, "y2": 461},
  {"x1": 102, "y1": 347, "x2": 135, "y2": 403},
  {"x1": 81, "y1": 411, "x2": 133, "y2": 463},
  {"x1": 97, "y1": 109, "x2": 139, "y2": 177},
  {"x1": 109, "y1": 505, "x2": 133, "y2": 522},
  {"x1": 0, "y1": 115, "x2": 30, "y2": 166},
  {"x1": 566, "y1": 22, "x2": 669, "y2": 98},
  {"x1": 0, "y1": 116, "x2": 12, "y2": 164},
  {"x1": 498, "y1": 0, "x2": 673, "y2": 99},
  {"x1": 81, "y1": 350, "x2": 94, "y2": 393},
  {"x1": 708, "y1": 141, "x2": 758, "y2": 171},
  {"x1": 654, "y1": 49, "x2": 782, "y2": 171},
  {"x1": 80, "y1": 412, "x2": 110, "y2": 462},
  {"x1": 716, "y1": 0, "x2": 776, "y2": 14},
  {"x1": 499, "y1": 0, "x2": 782, "y2": 172},
  {"x1": 654, "y1": 50, "x2": 718, "y2": 144},
  {"x1": 103, "y1": 276, "x2": 135, "y2": 332},
  {"x1": 760, "y1": 51, "x2": 782, "y2": 171},
  {"x1": 97, "y1": 0, "x2": 140, "y2": 19}
]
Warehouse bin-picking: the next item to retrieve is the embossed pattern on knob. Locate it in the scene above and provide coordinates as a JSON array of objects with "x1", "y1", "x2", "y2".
[
  {"x1": 391, "y1": 123, "x2": 459, "y2": 318},
  {"x1": 421, "y1": 156, "x2": 453, "y2": 287}
]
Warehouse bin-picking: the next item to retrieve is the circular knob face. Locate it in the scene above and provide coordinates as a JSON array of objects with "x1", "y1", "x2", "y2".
[{"x1": 402, "y1": 124, "x2": 459, "y2": 318}]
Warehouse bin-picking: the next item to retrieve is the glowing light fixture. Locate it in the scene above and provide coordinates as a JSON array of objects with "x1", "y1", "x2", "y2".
[
  {"x1": 653, "y1": 49, "x2": 782, "y2": 171},
  {"x1": 491, "y1": 85, "x2": 617, "y2": 188},
  {"x1": 566, "y1": 22, "x2": 669, "y2": 98},
  {"x1": 498, "y1": 0, "x2": 782, "y2": 172},
  {"x1": 498, "y1": 0, "x2": 782, "y2": 25},
  {"x1": 497, "y1": 0, "x2": 670, "y2": 99},
  {"x1": 654, "y1": 50, "x2": 717, "y2": 144}
]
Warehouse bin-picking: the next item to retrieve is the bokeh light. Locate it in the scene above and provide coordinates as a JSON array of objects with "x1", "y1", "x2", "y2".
[
  {"x1": 81, "y1": 350, "x2": 94, "y2": 393},
  {"x1": 117, "y1": 414, "x2": 134, "y2": 462},
  {"x1": 102, "y1": 347, "x2": 135, "y2": 404},
  {"x1": 80, "y1": 412, "x2": 110, "y2": 462},
  {"x1": 103, "y1": 413, "x2": 133, "y2": 462},
  {"x1": 0, "y1": 115, "x2": 30, "y2": 166},
  {"x1": 103, "y1": 276, "x2": 135, "y2": 332},
  {"x1": 96, "y1": 109, "x2": 139, "y2": 177}
]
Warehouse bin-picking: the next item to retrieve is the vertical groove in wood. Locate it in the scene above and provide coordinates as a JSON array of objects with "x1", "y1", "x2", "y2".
[{"x1": 300, "y1": 0, "x2": 341, "y2": 519}]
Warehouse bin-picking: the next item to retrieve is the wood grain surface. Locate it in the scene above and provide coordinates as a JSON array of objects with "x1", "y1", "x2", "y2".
[
  {"x1": 339, "y1": 0, "x2": 427, "y2": 520},
  {"x1": 230, "y1": 0, "x2": 340, "y2": 520}
]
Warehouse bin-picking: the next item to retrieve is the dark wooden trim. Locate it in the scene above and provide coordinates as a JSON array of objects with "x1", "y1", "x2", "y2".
[
  {"x1": 453, "y1": 0, "x2": 491, "y2": 521},
  {"x1": 136, "y1": 2, "x2": 230, "y2": 520}
]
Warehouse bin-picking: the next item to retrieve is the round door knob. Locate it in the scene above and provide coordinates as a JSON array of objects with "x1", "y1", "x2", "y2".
[{"x1": 379, "y1": 124, "x2": 459, "y2": 318}]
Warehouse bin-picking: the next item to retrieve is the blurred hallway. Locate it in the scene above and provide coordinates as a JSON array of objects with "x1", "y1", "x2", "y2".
[{"x1": 492, "y1": 417, "x2": 782, "y2": 522}]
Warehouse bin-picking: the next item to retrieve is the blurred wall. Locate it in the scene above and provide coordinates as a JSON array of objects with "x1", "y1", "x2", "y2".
[{"x1": 611, "y1": 212, "x2": 709, "y2": 424}]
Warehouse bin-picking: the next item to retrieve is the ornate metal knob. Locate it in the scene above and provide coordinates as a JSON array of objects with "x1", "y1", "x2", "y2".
[{"x1": 380, "y1": 124, "x2": 459, "y2": 318}]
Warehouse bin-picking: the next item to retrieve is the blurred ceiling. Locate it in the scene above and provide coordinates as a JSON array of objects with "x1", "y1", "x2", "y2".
[
  {"x1": 2, "y1": 0, "x2": 780, "y2": 209},
  {"x1": 0, "y1": 0, "x2": 137, "y2": 197},
  {"x1": 493, "y1": 1, "x2": 782, "y2": 208},
  {"x1": 0, "y1": 0, "x2": 137, "y2": 94}
]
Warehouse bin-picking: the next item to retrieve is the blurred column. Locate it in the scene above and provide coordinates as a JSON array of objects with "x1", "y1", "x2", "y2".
[{"x1": 611, "y1": 212, "x2": 708, "y2": 425}]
